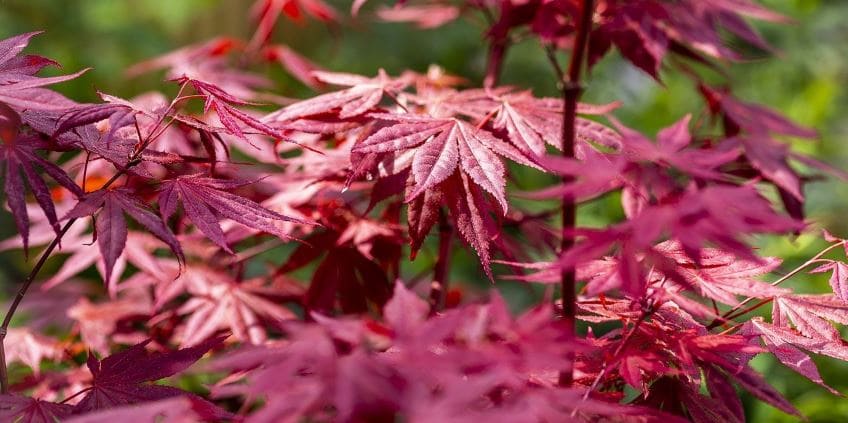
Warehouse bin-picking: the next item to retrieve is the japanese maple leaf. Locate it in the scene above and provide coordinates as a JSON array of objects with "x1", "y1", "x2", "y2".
[
  {"x1": 0, "y1": 395, "x2": 73, "y2": 423},
  {"x1": 406, "y1": 171, "x2": 498, "y2": 277},
  {"x1": 415, "y1": 87, "x2": 620, "y2": 158},
  {"x1": 4, "y1": 328, "x2": 62, "y2": 374},
  {"x1": 654, "y1": 240, "x2": 787, "y2": 306},
  {"x1": 1, "y1": 106, "x2": 83, "y2": 251},
  {"x1": 176, "y1": 267, "x2": 298, "y2": 346},
  {"x1": 64, "y1": 188, "x2": 184, "y2": 284},
  {"x1": 490, "y1": 92, "x2": 621, "y2": 157},
  {"x1": 0, "y1": 32, "x2": 86, "y2": 111},
  {"x1": 68, "y1": 293, "x2": 153, "y2": 355},
  {"x1": 591, "y1": 3, "x2": 669, "y2": 78},
  {"x1": 249, "y1": 0, "x2": 337, "y2": 51},
  {"x1": 159, "y1": 176, "x2": 309, "y2": 252},
  {"x1": 811, "y1": 261, "x2": 848, "y2": 301},
  {"x1": 263, "y1": 44, "x2": 326, "y2": 90},
  {"x1": 279, "y1": 230, "x2": 392, "y2": 314},
  {"x1": 53, "y1": 101, "x2": 137, "y2": 147},
  {"x1": 177, "y1": 76, "x2": 286, "y2": 142},
  {"x1": 745, "y1": 318, "x2": 844, "y2": 395},
  {"x1": 353, "y1": 112, "x2": 536, "y2": 212},
  {"x1": 615, "y1": 115, "x2": 740, "y2": 179},
  {"x1": 772, "y1": 294, "x2": 848, "y2": 341},
  {"x1": 376, "y1": 4, "x2": 461, "y2": 29},
  {"x1": 701, "y1": 86, "x2": 817, "y2": 201},
  {"x1": 73, "y1": 337, "x2": 229, "y2": 419},
  {"x1": 265, "y1": 69, "x2": 409, "y2": 122}
]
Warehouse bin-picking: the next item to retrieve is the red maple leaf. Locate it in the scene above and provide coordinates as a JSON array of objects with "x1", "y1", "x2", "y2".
[
  {"x1": 1, "y1": 105, "x2": 83, "y2": 251},
  {"x1": 159, "y1": 176, "x2": 311, "y2": 252},
  {"x1": 0, "y1": 395, "x2": 73, "y2": 423},
  {"x1": 0, "y1": 32, "x2": 86, "y2": 111},
  {"x1": 73, "y1": 337, "x2": 229, "y2": 420},
  {"x1": 64, "y1": 188, "x2": 184, "y2": 284}
]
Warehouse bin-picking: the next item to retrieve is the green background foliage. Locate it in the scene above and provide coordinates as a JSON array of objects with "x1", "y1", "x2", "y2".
[{"x1": 0, "y1": 0, "x2": 846, "y2": 420}]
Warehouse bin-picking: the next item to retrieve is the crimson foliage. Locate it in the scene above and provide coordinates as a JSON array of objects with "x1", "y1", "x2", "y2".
[{"x1": 0, "y1": 1, "x2": 845, "y2": 422}]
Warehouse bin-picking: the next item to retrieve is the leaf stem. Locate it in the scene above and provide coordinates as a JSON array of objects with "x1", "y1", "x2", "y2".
[
  {"x1": 557, "y1": 0, "x2": 594, "y2": 388},
  {"x1": 429, "y1": 209, "x2": 453, "y2": 314},
  {"x1": 706, "y1": 240, "x2": 847, "y2": 330}
]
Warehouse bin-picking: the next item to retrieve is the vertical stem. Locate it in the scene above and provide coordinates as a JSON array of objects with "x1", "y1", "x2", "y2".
[
  {"x1": 0, "y1": 142, "x2": 143, "y2": 394},
  {"x1": 557, "y1": 0, "x2": 594, "y2": 388},
  {"x1": 429, "y1": 209, "x2": 453, "y2": 313},
  {"x1": 0, "y1": 220, "x2": 75, "y2": 394}
]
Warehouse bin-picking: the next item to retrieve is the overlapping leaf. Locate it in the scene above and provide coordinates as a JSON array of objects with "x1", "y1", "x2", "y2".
[
  {"x1": 159, "y1": 176, "x2": 309, "y2": 252},
  {"x1": 64, "y1": 189, "x2": 184, "y2": 285}
]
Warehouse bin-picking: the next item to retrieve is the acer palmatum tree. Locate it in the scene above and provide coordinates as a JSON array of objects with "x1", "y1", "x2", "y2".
[{"x1": 0, "y1": 1, "x2": 845, "y2": 422}]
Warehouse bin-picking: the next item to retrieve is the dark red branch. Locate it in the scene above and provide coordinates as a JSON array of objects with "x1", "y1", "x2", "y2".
[
  {"x1": 557, "y1": 0, "x2": 595, "y2": 388},
  {"x1": 429, "y1": 209, "x2": 454, "y2": 314}
]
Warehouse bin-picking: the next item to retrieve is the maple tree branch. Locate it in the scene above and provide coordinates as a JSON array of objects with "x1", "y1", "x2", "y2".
[
  {"x1": 429, "y1": 209, "x2": 454, "y2": 314},
  {"x1": 0, "y1": 114, "x2": 169, "y2": 393},
  {"x1": 706, "y1": 240, "x2": 847, "y2": 330},
  {"x1": 557, "y1": 0, "x2": 594, "y2": 388}
]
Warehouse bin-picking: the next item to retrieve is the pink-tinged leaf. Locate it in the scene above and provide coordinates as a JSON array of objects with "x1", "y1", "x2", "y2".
[
  {"x1": 0, "y1": 32, "x2": 43, "y2": 66},
  {"x1": 408, "y1": 128, "x2": 458, "y2": 201},
  {"x1": 704, "y1": 366, "x2": 745, "y2": 423},
  {"x1": 445, "y1": 172, "x2": 496, "y2": 279},
  {"x1": 376, "y1": 5, "x2": 461, "y2": 29},
  {"x1": 4, "y1": 328, "x2": 62, "y2": 374},
  {"x1": 65, "y1": 397, "x2": 200, "y2": 423},
  {"x1": 264, "y1": 44, "x2": 326, "y2": 90},
  {"x1": 383, "y1": 282, "x2": 429, "y2": 336},
  {"x1": 74, "y1": 337, "x2": 229, "y2": 418},
  {"x1": 406, "y1": 185, "x2": 441, "y2": 258},
  {"x1": 0, "y1": 49, "x2": 86, "y2": 110},
  {"x1": 176, "y1": 268, "x2": 298, "y2": 346},
  {"x1": 95, "y1": 195, "x2": 128, "y2": 287},
  {"x1": 159, "y1": 176, "x2": 311, "y2": 251},
  {"x1": 179, "y1": 76, "x2": 292, "y2": 144},
  {"x1": 355, "y1": 115, "x2": 526, "y2": 212},
  {"x1": 773, "y1": 295, "x2": 848, "y2": 341},
  {"x1": 822, "y1": 262, "x2": 848, "y2": 301},
  {"x1": 747, "y1": 319, "x2": 841, "y2": 394},
  {"x1": 265, "y1": 69, "x2": 408, "y2": 121},
  {"x1": 655, "y1": 240, "x2": 786, "y2": 305},
  {"x1": 0, "y1": 395, "x2": 73, "y2": 423}
]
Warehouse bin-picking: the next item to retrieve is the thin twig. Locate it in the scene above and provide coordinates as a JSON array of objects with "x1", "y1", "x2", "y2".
[
  {"x1": 0, "y1": 110, "x2": 181, "y2": 393},
  {"x1": 706, "y1": 240, "x2": 846, "y2": 330}
]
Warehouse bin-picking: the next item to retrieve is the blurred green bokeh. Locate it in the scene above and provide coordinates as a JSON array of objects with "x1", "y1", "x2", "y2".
[{"x1": 1, "y1": 0, "x2": 847, "y2": 421}]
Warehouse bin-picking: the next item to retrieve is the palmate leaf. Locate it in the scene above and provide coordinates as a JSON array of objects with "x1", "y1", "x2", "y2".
[
  {"x1": 264, "y1": 69, "x2": 409, "y2": 122},
  {"x1": 654, "y1": 240, "x2": 787, "y2": 306},
  {"x1": 73, "y1": 337, "x2": 230, "y2": 420},
  {"x1": 0, "y1": 32, "x2": 86, "y2": 111},
  {"x1": 772, "y1": 294, "x2": 848, "y2": 341},
  {"x1": 746, "y1": 318, "x2": 844, "y2": 395},
  {"x1": 159, "y1": 176, "x2": 311, "y2": 253},
  {"x1": 175, "y1": 266, "x2": 300, "y2": 346},
  {"x1": 65, "y1": 397, "x2": 202, "y2": 423},
  {"x1": 64, "y1": 189, "x2": 184, "y2": 285},
  {"x1": 1, "y1": 107, "x2": 83, "y2": 252},
  {"x1": 353, "y1": 112, "x2": 536, "y2": 212},
  {"x1": 178, "y1": 76, "x2": 287, "y2": 142},
  {"x1": 0, "y1": 395, "x2": 73, "y2": 423}
]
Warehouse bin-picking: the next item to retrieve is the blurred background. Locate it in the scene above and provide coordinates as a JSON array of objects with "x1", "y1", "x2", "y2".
[{"x1": 0, "y1": 0, "x2": 846, "y2": 420}]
